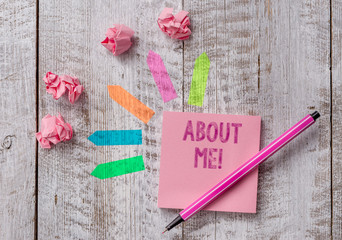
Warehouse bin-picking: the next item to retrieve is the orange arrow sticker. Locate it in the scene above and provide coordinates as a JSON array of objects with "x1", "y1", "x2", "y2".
[{"x1": 108, "y1": 85, "x2": 155, "y2": 124}]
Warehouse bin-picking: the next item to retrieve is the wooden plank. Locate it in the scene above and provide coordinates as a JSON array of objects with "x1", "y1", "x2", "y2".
[
  {"x1": 0, "y1": 0, "x2": 37, "y2": 239},
  {"x1": 37, "y1": 0, "x2": 333, "y2": 239},
  {"x1": 214, "y1": 0, "x2": 263, "y2": 239},
  {"x1": 182, "y1": 0, "x2": 218, "y2": 239},
  {"x1": 214, "y1": 0, "x2": 261, "y2": 237},
  {"x1": 214, "y1": 0, "x2": 331, "y2": 239},
  {"x1": 332, "y1": 0, "x2": 342, "y2": 238},
  {"x1": 128, "y1": 2, "x2": 184, "y2": 240},
  {"x1": 38, "y1": 0, "x2": 183, "y2": 239},
  {"x1": 38, "y1": 0, "x2": 121, "y2": 238}
]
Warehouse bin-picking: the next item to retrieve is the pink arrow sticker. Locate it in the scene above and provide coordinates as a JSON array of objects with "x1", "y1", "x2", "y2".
[{"x1": 146, "y1": 50, "x2": 178, "y2": 103}]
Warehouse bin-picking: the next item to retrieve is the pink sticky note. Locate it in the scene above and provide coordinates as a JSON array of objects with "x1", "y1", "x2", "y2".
[
  {"x1": 146, "y1": 50, "x2": 178, "y2": 103},
  {"x1": 158, "y1": 111, "x2": 261, "y2": 213}
]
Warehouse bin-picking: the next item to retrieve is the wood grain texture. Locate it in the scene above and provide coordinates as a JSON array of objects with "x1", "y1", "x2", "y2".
[
  {"x1": 256, "y1": 0, "x2": 331, "y2": 239},
  {"x1": 0, "y1": 0, "x2": 37, "y2": 239},
  {"x1": 38, "y1": 0, "x2": 184, "y2": 239},
  {"x1": 0, "y1": 0, "x2": 336, "y2": 239},
  {"x1": 182, "y1": 1, "x2": 217, "y2": 239},
  {"x1": 255, "y1": 0, "x2": 331, "y2": 238},
  {"x1": 215, "y1": 1, "x2": 261, "y2": 239},
  {"x1": 332, "y1": 0, "x2": 342, "y2": 238},
  {"x1": 184, "y1": 0, "x2": 331, "y2": 239},
  {"x1": 126, "y1": 2, "x2": 184, "y2": 239},
  {"x1": 38, "y1": 1, "x2": 94, "y2": 239}
]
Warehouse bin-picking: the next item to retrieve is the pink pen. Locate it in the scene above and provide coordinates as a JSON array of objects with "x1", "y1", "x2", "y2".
[{"x1": 162, "y1": 111, "x2": 320, "y2": 233}]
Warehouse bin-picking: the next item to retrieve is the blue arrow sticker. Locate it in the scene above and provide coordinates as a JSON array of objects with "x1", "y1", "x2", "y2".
[{"x1": 88, "y1": 130, "x2": 142, "y2": 146}]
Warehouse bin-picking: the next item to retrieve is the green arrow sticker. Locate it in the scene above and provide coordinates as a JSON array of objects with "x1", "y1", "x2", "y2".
[
  {"x1": 91, "y1": 155, "x2": 145, "y2": 179},
  {"x1": 188, "y1": 52, "x2": 210, "y2": 107}
]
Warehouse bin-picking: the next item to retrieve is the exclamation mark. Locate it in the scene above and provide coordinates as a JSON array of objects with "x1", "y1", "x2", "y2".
[{"x1": 218, "y1": 148, "x2": 223, "y2": 169}]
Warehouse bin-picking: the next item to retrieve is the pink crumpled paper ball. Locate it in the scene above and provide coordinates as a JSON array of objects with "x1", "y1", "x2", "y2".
[
  {"x1": 43, "y1": 72, "x2": 66, "y2": 100},
  {"x1": 43, "y1": 72, "x2": 84, "y2": 104},
  {"x1": 157, "y1": 8, "x2": 191, "y2": 40},
  {"x1": 59, "y1": 75, "x2": 84, "y2": 104},
  {"x1": 35, "y1": 113, "x2": 73, "y2": 149},
  {"x1": 101, "y1": 24, "x2": 134, "y2": 56}
]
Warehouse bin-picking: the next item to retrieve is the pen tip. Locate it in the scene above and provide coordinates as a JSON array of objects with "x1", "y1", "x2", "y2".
[{"x1": 162, "y1": 229, "x2": 168, "y2": 234}]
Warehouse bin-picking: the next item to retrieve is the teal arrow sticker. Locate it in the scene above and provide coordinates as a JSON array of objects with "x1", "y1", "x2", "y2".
[{"x1": 88, "y1": 130, "x2": 142, "y2": 146}]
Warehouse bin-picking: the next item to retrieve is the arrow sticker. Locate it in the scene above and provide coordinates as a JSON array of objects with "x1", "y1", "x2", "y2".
[
  {"x1": 88, "y1": 130, "x2": 142, "y2": 146},
  {"x1": 108, "y1": 85, "x2": 155, "y2": 124},
  {"x1": 188, "y1": 52, "x2": 210, "y2": 107},
  {"x1": 91, "y1": 156, "x2": 145, "y2": 179}
]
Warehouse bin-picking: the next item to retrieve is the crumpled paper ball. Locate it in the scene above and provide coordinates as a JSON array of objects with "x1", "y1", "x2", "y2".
[
  {"x1": 43, "y1": 72, "x2": 66, "y2": 100},
  {"x1": 35, "y1": 113, "x2": 73, "y2": 149},
  {"x1": 43, "y1": 72, "x2": 84, "y2": 104},
  {"x1": 101, "y1": 24, "x2": 135, "y2": 56},
  {"x1": 59, "y1": 75, "x2": 84, "y2": 104},
  {"x1": 157, "y1": 8, "x2": 191, "y2": 40}
]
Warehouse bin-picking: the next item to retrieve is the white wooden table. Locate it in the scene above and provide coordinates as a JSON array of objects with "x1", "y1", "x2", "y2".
[{"x1": 1, "y1": 0, "x2": 341, "y2": 239}]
